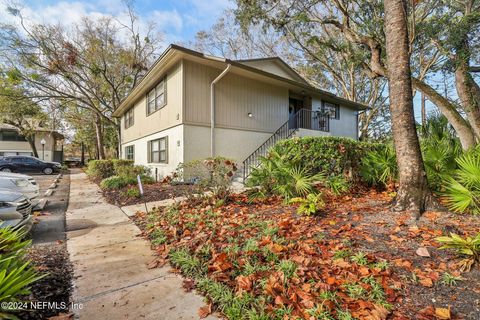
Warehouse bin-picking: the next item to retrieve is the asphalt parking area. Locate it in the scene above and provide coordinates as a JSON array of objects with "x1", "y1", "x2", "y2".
[{"x1": 30, "y1": 171, "x2": 70, "y2": 245}]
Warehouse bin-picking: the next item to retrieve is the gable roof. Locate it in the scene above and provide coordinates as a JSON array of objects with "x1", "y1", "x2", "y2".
[
  {"x1": 112, "y1": 44, "x2": 367, "y2": 117},
  {"x1": 235, "y1": 57, "x2": 309, "y2": 84}
]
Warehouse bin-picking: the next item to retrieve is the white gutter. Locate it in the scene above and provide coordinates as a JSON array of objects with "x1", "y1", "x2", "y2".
[{"x1": 210, "y1": 64, "x2": 232, "y2": 157}]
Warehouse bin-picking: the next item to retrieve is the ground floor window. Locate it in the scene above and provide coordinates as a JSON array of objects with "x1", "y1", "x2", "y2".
[
  {"x1": 148, "y1": 137, "x2": 168, "y2": 163},
  {"x1": 322, "y1": 101, "x2": 340, "y2": 119},
  {"x1": 125, "y1": 145, "x2": 134, "y2": 160}
]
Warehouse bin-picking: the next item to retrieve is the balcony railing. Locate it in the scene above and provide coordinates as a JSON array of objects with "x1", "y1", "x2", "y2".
[
  {"x1": 289, "y1": 109, "x2": 330, "y2": 132},
  {"x1": 242, "y1": 109, "x2": 329, "y2": 180}
]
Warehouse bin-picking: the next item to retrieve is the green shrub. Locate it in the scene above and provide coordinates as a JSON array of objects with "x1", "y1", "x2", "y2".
[
  {"x1": 0, "y1": 228, "x2": 45, "y2": 319},
  {"x1": 123, "y1": 187, "x2": 141, "y2": 198},
  {"x1": 100, "y1": 174, "x2": 154, "y2": 190},
  {"x1": 174, "y1": 157, "x2": 237, "y2": 200},
  {"x1": 115, "y1": 164, "x2": 150, "y2": 178},
  {"x1": 443, "y1": 151, "x2": 480, "y2": 215},
  {"x1": 112, "y1": 159, "x2": 134, "y2": 172},
  {"x1": 360, "y1": 145, "x2": 397, "y2": 187},
  {"x1": 87, "y1": 159, "x2": 135, "y2": 180},
  {"x1": 325, "y1": 175, "x2": 350, "y2": 195},
  {"x1": 289, "y1": 193, "x2": 325, "y2": 215},
  {"x1": 271, "y1": 137, "x2": 385, "y2": 180},
  {"x1": 100, "y1": 175, "x2": 130, "y2": 189},
  {"x1": 87, "y1": 160, "x2": 115, "y2": 179}
]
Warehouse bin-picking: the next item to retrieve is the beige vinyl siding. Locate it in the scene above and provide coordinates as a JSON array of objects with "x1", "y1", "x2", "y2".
[
  {"x1": 184, "y1": 125, "x2": 272, "y2": 164},
  {"x1": 184, "y1": 60, "x2": 289, "y2": 133},
  {"x1": 312, "y1": 96, "x2": 358, "y2": 139},
  {"x1": 121, "y1": 62, "x2": 183, "y2": 144}
]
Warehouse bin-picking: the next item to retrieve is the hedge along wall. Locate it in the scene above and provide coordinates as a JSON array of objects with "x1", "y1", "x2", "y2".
[{"x1": 271, "y1": 137, "x2": 386, "y2": 180}]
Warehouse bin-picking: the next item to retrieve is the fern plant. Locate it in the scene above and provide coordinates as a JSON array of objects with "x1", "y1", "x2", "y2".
[
  {"x1": 289, "y1": 193, "x2": 325, "y2": 216},
  {"x1": 443, "y1": 151, "x2": 480, "y2": 215},
  {"x1": 436, "y1": 233, "x2": 480, "y2": 271}
]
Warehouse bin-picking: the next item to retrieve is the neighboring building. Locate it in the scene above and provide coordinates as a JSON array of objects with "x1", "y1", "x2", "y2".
[
  {"x1": 0, "y1": 124, "x2": 65, "y2": 163},
  {"x1": 112, "y1": 45, "x2": 367, "y2": 179}
]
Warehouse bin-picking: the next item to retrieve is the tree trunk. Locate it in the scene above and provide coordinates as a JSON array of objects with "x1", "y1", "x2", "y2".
[
  {"x1": 94, "y1": 114, "x2": 106, "y2": 160},
  {"x1": 455, "y1": 63, "x2": 480, "y2": 142},
  {"x1": 412, "y1": 77, "x2": 476, "y2": 149},
  {"x1": 384, "y1": 0, "x2": 430, "y2": 217},
  {"x1": 26, "y1": 137, "x2": 39, "y2": 158}
]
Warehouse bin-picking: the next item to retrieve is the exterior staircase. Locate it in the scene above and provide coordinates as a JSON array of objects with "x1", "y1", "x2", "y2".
[{"x1": 241, "y1": 108, "x2": 329, "y2": 182}]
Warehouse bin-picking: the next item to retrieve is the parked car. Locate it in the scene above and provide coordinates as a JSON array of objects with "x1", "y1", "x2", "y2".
[
  {"x1": 0, "y1": 156, "x2": 61, "y2": 175},
  {"x1": 0, "y1": 175, "x2": 39, "y2": 200},
  {"x1": 0, "y1": 189, "x2": 33, "y2": 233},
  {"x1": 0, "y1": 171, "x2": 37, "y2": 186}
]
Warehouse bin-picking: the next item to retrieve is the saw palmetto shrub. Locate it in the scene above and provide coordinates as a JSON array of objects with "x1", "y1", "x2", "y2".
[
  {"x1": 247, "y1": 149, "x2": 324, "y2": 201},
  {"x1": 360, "y1": 145, "x2": 398, "y2": 188},
  {"x1": 443, "y1": 149, "x2": 480, "y2": 215}
]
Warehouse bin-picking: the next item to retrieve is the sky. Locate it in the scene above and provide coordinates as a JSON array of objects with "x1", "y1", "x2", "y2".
[{"x1": 0, "y1": 0, "x2": 234, "y2": 46}]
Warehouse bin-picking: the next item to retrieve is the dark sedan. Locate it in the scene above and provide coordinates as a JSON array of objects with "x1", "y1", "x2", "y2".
[{"x1": 0, "y1": 156, "x2": 61, "y2": 175}]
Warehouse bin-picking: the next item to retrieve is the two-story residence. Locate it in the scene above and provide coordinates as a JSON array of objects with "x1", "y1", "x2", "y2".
[
  {"x1": 112, "y1": 45, "x2": 367, "y2": 180},
  {"x1": 0, "y1": 124, "x2": 64, "y2": 163}
]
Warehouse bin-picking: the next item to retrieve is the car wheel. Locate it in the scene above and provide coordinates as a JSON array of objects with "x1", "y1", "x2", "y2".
[
  {"x1": 1, "y1": 167, "x2": 12, "y2": 172},
  {"x1": 43, "y1": 167, "x2": 54, "y2": 175}
]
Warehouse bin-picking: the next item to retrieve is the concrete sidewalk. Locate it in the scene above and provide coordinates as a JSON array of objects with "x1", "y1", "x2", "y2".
[{"x1": 66, "y1": 169, "x2": 215, "y2": 319}]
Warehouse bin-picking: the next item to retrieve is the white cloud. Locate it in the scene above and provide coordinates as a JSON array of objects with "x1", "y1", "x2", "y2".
[
  {"x1": 0, "y1": 0, "x2": 235, "y2": 46},
  {"x1": 150, "y1": 9, "x2": 183, "y2": 33}
]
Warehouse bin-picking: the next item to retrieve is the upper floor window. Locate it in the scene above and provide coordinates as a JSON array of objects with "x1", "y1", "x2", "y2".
[
  {"x1": 147, "y1": 77, "x2": 166, "y2": 115},
  {"x1": 148, "y1": 137, "x2": 168, "y2": 163},
  {"x1": 322, "y1": 102, "x2": 340, "y2": 120},
  {"x1": 124, "y1": 109, "x2": 134, "y2": 128},
  {"x1": 125, "y1": 145, "x2": 134, "y2": 160},
  {"x1": 0, "y1": 130, "x2": 28, "y2": 142}
]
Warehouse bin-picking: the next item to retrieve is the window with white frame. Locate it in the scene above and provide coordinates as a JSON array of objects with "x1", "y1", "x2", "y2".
[
  {"x1": 124, "y1": 109, "x2": 134, "y2": 128},
  {"x1": 322, "y1": 101, "x2": 340, "y2": 119},
  {"x1": 148, "y1": 137, "x2": 168, "y2": 163},
  {"x1": 147, "y1": 77, "x2": 166, "y2": 115},
  {"x1": 125, "y1": 145, "x2": 134, "y2": 160}
]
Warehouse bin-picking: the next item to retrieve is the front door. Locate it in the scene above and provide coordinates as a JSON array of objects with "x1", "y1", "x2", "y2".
[{"x1": 289, "y1": 98, "x2": 303, "y2": 129}]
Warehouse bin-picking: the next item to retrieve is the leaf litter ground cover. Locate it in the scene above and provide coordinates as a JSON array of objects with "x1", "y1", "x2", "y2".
[
  {"x1": 102, "y1": 182, "x2": 194, "y2": 206},
  {"x1": 132, "y1": 189, "x2": 479, "y2": 319}
]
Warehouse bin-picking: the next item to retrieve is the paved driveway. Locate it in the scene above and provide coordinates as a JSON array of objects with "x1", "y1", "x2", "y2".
[{"x1": 30, "y1": 172, "x2": 70, "y2": 244}]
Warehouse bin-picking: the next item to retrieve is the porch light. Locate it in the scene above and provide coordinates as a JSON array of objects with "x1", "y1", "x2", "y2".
[{"x1": 247, "y1": 113, "x2": 253, "y2": 118}]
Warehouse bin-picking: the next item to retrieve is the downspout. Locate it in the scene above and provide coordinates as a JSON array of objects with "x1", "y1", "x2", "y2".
[{"x1": 210, "y1": 64, "x2": 232, "y2": 157}]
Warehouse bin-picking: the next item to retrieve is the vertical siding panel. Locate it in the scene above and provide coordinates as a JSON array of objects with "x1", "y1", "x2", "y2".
[{"x1": 184, "y1": 60, "x2": 289, "y2": 133}]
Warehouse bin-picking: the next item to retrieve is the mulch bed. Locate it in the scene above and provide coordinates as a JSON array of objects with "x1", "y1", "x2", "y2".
[
  {"x1": 102, "y1": 182, "x2": 194, "y2": 206},
  {"x1": 132, "y1": 189, "x2": 480, "y2": 319},
  {"x1": 18, "y1": 243, "x2": 73, "y2": 320}
]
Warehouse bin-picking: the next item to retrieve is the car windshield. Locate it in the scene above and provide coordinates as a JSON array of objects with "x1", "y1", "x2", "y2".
[{"x1": 12, "y1": 179, "x2": 30, "y2": 187}]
